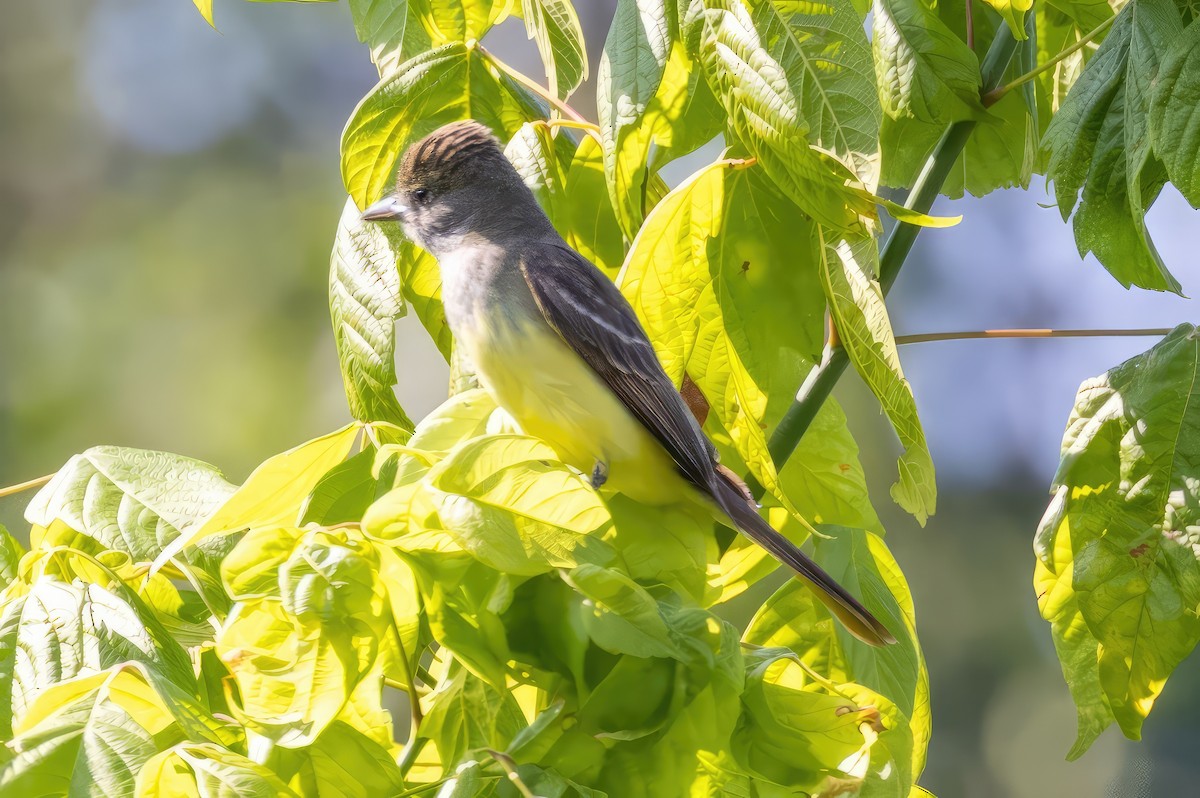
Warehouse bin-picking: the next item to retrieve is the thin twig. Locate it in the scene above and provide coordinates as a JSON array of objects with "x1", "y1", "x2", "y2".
[
  {"x1": 983, "y1": 15, "x2": 1115, "y2": 106},
  {"x1": 895, "y1": 327, "x2": 1172, "y2": 345},
  {"x1": 0, "y1": 473, "x2": 54, "y2": 500}
]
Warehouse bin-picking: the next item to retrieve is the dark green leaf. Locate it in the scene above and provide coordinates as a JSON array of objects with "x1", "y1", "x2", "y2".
[{"x1": 1042, "y1": 0, "x2": 1184, "y2": 293}]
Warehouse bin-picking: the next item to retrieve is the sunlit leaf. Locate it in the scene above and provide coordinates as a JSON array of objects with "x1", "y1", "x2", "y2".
[
  {"x1": 427, "y1": 435, "x2": 614, "y2": 575},
  {"x1": 0, "y1": 578, "x2": 195, "y2": 738},
  {"x1": 136, "y1": 742, "x2": 299, "y2": 798},
  {"x1": 700, "y1": 0, "x2": 880, "y2": 230},
  {"x1": 419, "y1": 665, "x2": 526, "y2": 768},
  {"x1": 341, "y1": 43, "x2": 547, "y2": 210},
  {"x1": 329, "y1": 196, "x2": 419, "y2": 428},
  {"x1": 1035, "y1": 324, "x2": 1200, "y2": 756},
  {"x1": 348, "y1": 0, "x2": 431, "y2": 78},
  {"x1": 596, "y1": 0, "x2": 672, "y2": 237},
  {"x1": 818, "y1": 234, "x2": 935, "y2": 523},
  {"x1": 3, "y1": 666, "x2": 230, "y2": 798},
  {"x1": 153, "y1": 424, "x2": 360, "y2": 571},
  {"x1": 411, "y1": 0, "x2": 515, "y2": 43},
  {"x1": 25, "y1": 447, "x2": 235, "y2": 564},
  {"x1": 561, "y1": 564, "x2": 680, "y2": 658},
  {"x1": 522, "y1": 0, "x2": 589, "y2": 99},
  {"x1": 0, "y1": 526, "x2": 25, "y2": 589},
  {"x1": 872, "y1": 0, "x2": 983, "y2": 125},
  {"x1": 621, "y1": 160, "x2": 824, "y2": 511}
]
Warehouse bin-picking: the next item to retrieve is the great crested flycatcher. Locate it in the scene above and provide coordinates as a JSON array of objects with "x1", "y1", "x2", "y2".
[{"x1": 361, "y1": 120, "x2": 894, "y2": 646}]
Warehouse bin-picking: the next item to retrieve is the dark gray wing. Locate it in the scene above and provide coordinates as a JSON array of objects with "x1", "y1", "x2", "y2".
[{"x1": 517, "y1": 240, "x2": 716, "y2": 489}]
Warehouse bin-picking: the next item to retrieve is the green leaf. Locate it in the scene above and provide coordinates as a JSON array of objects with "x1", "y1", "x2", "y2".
[
  {"x1": 341, "y1": 43, "x2": 548, "y2": 210},
  {"x1": 505, "y1": 125, "x2": 628, "y2": 277},
  {"x1": 522, "y1": 0, "x2": 589, "y2": 99},
  {"x1": 778, "y1": 399, "x2": 883, "y2": 536},
  {"x1": 329, "y1": 196, "x2": 420, "y2": 428},
  {"x1": 348, "y1": 0, "x2": 432, "y2": 78},
  {"x1": 419, "y1": 666, "x2": 526, "y2": 767},
  {"x1": 407, "y1": 553, "x2": 513, "y2": 686},
  {"x1": 274, "y1": 720, "x2": 405, "y2": 797},
  {"x1": 25, "y1": 447, "x2": 236, "y2": 564},
  {"x1": 299, "y1": 448, "x2": 379, "y2": 526},
  {"x1": 871, "y1": 0, "x2": 984, "y2": 124},
  {"x1": 700, "y1": 1, "x2": 879, "y2": 230},
  {"x1": 411, "y1": 0, "x2": 515, "y2": 43},
  {"x1": 734, "y1": 651, "x2": 876, "y2": 789},
  {"x1": 621, "y1": 160, "x2": 824, "y2": 511},
  {"x1": 3, "y1": 666, "x2": 229, "y2": 798},
  {"x1": 1149, "y1": 15, "x2": 1200, "y2": 206},
  {"x1": 1035, "y1": 324, "x2": 1200, "y2": 756},
  {"x1": 217, "y1": 598, "x2": 354, "y2": 747},
  {"x1": 218, "y1": 527, "x2": 390, "y2": 747},
  {"x1": 137, "y1": 742, "x2": 299, "y2": 798},
  {"x1": 881, "y1": 0, "x2": 1037, "y2": 199},
  {"x1": 708, "y1": 0, "x2": 880, "y2": 182},
  {"x1": 153, "y1": 424, "x2": 360, "y2": 571},
  {"x1": 0, "y1": 577, "x2": 196, "y2": 738},
  {"x1": 1042, "y1": 0, "x2": 1184, "y2": 293},
  {"x1": 562, "y1": 134, "x2": 627, "y2": 277},
  {"x1": 596, "y1": 0, "x2": 672, "y2": 238},
  {"x1": 604, "y1": 495, "x2": 715, "y2": 603},
  {"x1": 0, "y1": 526, "x2": 25, "y2": 589},
  {"x1": 813, "y1": 528, "x2": 931, "y2": 781},
  {"x1": 745, "y1": 529, "x2": 930, "y2": 790},
  {"x1": 426, "y1": 435, "x2": 614, "y2": 575},
  {"x1": 818, "y1": 234, "x2": 936, "y2": 523},
  {"x1": 561, "y1": 564, "x2": 680, "y2": 658}
]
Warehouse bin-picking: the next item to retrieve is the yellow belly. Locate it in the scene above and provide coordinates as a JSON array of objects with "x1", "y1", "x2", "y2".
[{"x1": 465, "y1": 317, "x2": 689, "y2": 504}]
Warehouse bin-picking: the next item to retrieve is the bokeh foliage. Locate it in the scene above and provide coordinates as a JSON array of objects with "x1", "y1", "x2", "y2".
[{"x1": 3, "y1": 0, "x2": 1200, "y2": 795}]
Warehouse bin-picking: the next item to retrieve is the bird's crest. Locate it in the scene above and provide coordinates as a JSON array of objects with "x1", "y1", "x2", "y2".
[{"x1": 396, "y1": 120, "x2": 505, "y2": 192}]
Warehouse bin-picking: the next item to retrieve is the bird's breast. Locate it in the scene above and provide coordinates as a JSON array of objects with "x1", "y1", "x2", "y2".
[{"x1": 458, "y1": 313, "x2": 683, "y2": 503}]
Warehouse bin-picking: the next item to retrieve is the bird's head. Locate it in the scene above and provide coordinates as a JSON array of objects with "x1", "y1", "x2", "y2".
[{"x1": 360, "y1": 120, "x2": 540, "y2": 254}]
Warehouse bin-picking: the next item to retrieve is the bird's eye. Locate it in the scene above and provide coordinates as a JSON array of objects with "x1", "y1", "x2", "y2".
[{"x1": 413, "y1": 188, "x2": 430, "y2": 204}]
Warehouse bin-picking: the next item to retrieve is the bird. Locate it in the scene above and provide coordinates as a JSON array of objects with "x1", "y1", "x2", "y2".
[{"x1": 360, "y1": 119, "x2": 894, "y2": 646}]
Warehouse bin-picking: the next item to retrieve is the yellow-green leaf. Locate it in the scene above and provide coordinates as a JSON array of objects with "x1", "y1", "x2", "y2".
[
  {"x1": 818, "y1": 234, "x2": 935, "y2": 523},
  {"x1": 1035, "y1": 324, "x2": 1200, "y2": 756},
  {"x1": 152, "y1": 424, "x2": 360, "y2": 572}
]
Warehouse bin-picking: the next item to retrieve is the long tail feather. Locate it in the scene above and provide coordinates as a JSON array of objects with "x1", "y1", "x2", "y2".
[{"x1": 710, "y1": 474, "x2": 896, "y2": 647}]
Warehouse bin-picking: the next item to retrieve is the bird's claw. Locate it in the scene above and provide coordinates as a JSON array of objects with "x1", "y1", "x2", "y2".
[{"x1": 590, "y1": 461, "x2": 609, "y2": 489}]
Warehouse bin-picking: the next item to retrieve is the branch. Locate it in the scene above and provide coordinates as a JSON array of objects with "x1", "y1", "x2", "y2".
[
  {"x1": 764, "y1": 26, "x2": 1022, "y2": 482},
  {"x1": 895, "y1": 327, "x2": 1172, "y2": 345}
]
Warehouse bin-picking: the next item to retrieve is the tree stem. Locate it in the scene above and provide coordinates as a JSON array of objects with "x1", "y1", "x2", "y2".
[
  {"x1": 0, "y1": 473, "x2": 53, "y2": 500},
  {"x1": 895, "y1": 327, "x2": 1172, "y2": 345},
  {"x1": 764, "y1": 27, "x2": 1021, "y2": 483},
  {"x1": 982, "y1": 15, "x2": 1113, "y2": 107}
]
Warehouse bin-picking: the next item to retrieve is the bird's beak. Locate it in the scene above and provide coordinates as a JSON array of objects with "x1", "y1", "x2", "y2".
[{"x1": 360, "y1": 195, "x2": 408, "y2": 222}]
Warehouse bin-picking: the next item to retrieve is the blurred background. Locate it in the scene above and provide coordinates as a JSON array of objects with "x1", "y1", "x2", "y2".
[{"x1": 0, "y1": 1, "x2": 1195, "y2": 794}]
